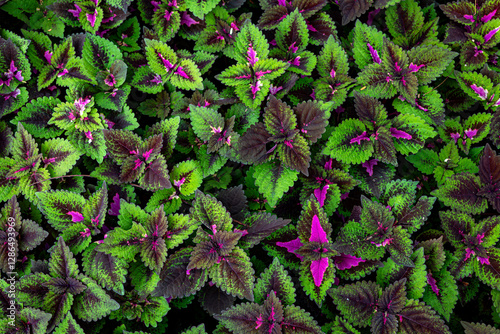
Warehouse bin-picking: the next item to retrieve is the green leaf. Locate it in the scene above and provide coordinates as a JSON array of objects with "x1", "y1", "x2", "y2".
[
  {"x1": 98, "y1": 222, "x2": 147, "y2": 262},
  {"x1": 73, "y1": 274, "x2": 120, "y2": 322},
  {"x1": 209, "y1": 246, "x2": 255, "y2": 301},
  {"x1": 166, "y1": 213, "x2": 198, "y2": 249},
  {"x1": 186, "y1": 0, "x2": 221, "y2": 19},
  {"x1": 146, "y1": 188, "x2": 182, "y2": 215},
  {"x1": 53, "y1": 312, "x2": 84, "y2": 334},
  {"x1": 170, "y1": 160, "x2": 203, "y2": 196},
  {"x1": 190, "y1": 105, "x2": 225, "y2": 141},
  {"x1": 455, "y1": 70, "x2": 494, "y2": 102},
  {"x1": 252, "y1": 162, "x2": 299, "y2": 207},
  {"x1": 329, "y1": 280, "x2": 381, "y2": 327},
  {"x1": 423, "y1": 270, "x2": 458, "y2": 321},
  {"x1": 49, "y1": 237, "x2": 80, "y2": 279},
  {"x1": 170, "y1": 59, "x2": 204, "y2": 91},
  {"x1": 36, "y1": 190, "x2": 86, "y2": 232},
  {"x1": 82, "y1": 243, "x2": 128, "y2": 295},
  {"x1": 317, "y1": 35, "x2": 349, "y2": 78},
  {"x1": 406, "y1": 149, "x2": 438, "y2": 174},
  {"x1": 353, "y1": 21, "x2": 386, "y2": 70},
  {"x1": 282, "y1": 304, "x2": 323, "y2": 333},
  {"x1": 254, "y1": 257, "x2": 296, "y2": 306},
  {"x1": 323, "y1": 119, "x2": 374, "y2": 164},
  {"x1": 61, "y1": 222, "x2": 92, "y2": 255},
  {"x1": 462, "y1": 321, "x2": 500, "y2": 334},
  {"x1": 407, "y1": 45, "x2": 457, "y2": 85},
  {"x1": 386, "y1": 0, "x2": 424, "y2": 42},
  {"x1": 41, "y1": 138, "x2": 81, "y2": 177},
  {"x1": 275, "y1": 9, "x2": 309, "y2": 53},
  {"x1": 299, "y1": 259, "x2": 336, "y2": 307},
  {"x1": 190, "y1": 190, "x2": 233, "y2": 232},
  {"x1": 391, "y1": 113, "x2": 437, "y2": 155},
  {"x1": 13, "y1": 97, "x2": 63, "y2": 139},
  {"x1": 474, "y1": 248, "x2": 500, "y2": 289},
  {"x1": 233, "y1": 23, "x2": 269, "y2": 64},
  {"x1": 357, "y1": 63, "x2": 398, "y2": 99},
  {"x1": 431, "y1": 173, "x2": 488, "y2": 215}
]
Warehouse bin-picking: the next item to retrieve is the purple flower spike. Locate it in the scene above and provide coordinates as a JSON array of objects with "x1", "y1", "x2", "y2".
[
  {"x1": 350, "y1": 131, "x2": 370, "y2": 145},
  {"x1": 180, "y1": 12, "x2": 199, "y2": 26},
  {"x1": 484, "y1": 26, "x2": 500, "y2": 43},
  {"x1": 142, "y1": 148, "x2": 154, "y2": 161},
  {"x1": 68, "y1": 4, "x2": 82, "y2": 18},
  {"x1": 246, "y1": 44, "x2": 258, "y2": 66},
  {"x1": 86, "y1": 9, "x2": 98, "y2": 28},
  {"x1": 482, "y1": 9, "x2": 497, "y2": 23},
  {"x1": 464, "y1": 128, "x2": 478, "y2": 139},
  {"x1": 175, "y1": 66, "x2": 190, "y2": 79},
  {"x1": 427, "y1": 272, "x2": 440, "y2": 296},
  {"x1": 463, "y1": 14, "x2": 475, "y2": 23},
  {"x1": 470, "y1": 84, "x2": 488, "y2": 100},
  {"x1": 361, "y1": 159, "x2": 378, "y2": 176},
  {"x1": 409, "y1": 63, "x2": 425, "y2": 72},
  {"x1": 390, "y1": 128, "x2": 412, "y2": 140},
  {"x1": 44, "y1": 50, "x2": 53, "y2": 64},
  {"x1": 67, "y1": 211, "x2": 84, "y2": 222},
  {"x1": 276, "y1": 237, "x2": 304, "y2": 260},
  {"x1": 367, "y1": 43, "x2": 381, "y2": 64}
]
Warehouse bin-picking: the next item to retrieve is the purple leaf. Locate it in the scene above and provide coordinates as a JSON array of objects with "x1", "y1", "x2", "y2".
[
  {"x1": 86, "y1": 9, "x2": 98, "y2": 28},
  {"x1": 68, "y1": 4, "x2": 82, "y2": 18},
  {"x1": 276, "y1": 237, "x2": 304, "y2": 261},
  {"x1": 309, "y1": 215, "x2": 328, "y2": 243},
  {"x1": 180, "y1": 12, "x2": 199, "y2": 26},
  {"x1": 310, "y1": 257, "x2": 329, "y2": 287},
  {"x1": 313, "y1": 185, "x2": 329, "y2": 208},
  {"x1": 482, "y1": 9, "x2": 497, "y2": 23},
  {"x1": 67, "y1": 211, "x2": 84, "y2": 222},
  {"x1": 350, "y1": 131, "x2": 370, "y2": 145},
  {"x1": 108, "y1": 193, "x2": 121, "y2": 216},
  {"x1": 464, "y1": 128, "x2": 478, "y2": 139},
  {"x1": 334, "y1": 253, "x2": 366, "y2": 270},
  {"x1": 367, "y1": 43, "x2": 381, "y2": 64},
  {"x1": 485, "y1": 26, "x2": 500, "y2": 43},
  {"x1": 409, "y1": 63, "x2": 425, "y2": 72},
  {"x1": 362, "y1": 159, "x2": 378, "y2": 176},
  {"x1": 463, "y1": 14, "x2": 475, "y2": 23},
  {"x1": 390, "y1": 128, "x2": 412, "y2": 140},
  {"x1": 427, "y1": 272, "x2": 440, "y2": 296}
]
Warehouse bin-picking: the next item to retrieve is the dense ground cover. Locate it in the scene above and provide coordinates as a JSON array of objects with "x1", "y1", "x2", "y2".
[{"x1": 1, "y1": 0, "x2": 500, "y2": 333}]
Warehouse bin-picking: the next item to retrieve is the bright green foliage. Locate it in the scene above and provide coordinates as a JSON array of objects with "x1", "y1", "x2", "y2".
[
  {"x1": 377, "y1": 247, "x2": 427, "y2": 300},
  {"x1": 53, "y1": 313, "x2": 84, "y2": 334},
  {"x1": 165, "y1": 214, "x2": 197, "y2": 249},
  {"x1": 99, "y1": 222, "x2": 146, "y2": 262},
  {"x1": 423, "y1": 269, "x2": 458, "y2": 321},
  {"x1": 353, "y1": 21, "x2": 386, "y2": 70},
  {"x1": 41, "y1": 138, "x2": 81, "y2": 177},
  {"x1": 82, "y1": 243, "x2": 129, "y2": 295},
  {"x1": 170, "y1": 160, "x2": 203, "y2": 196},
  {"x1": 432, "y1": 174, "x2": 488, "y2": 214},
  {"x1": 254, "y1": 257, "x2": 296, "y2": 305},
  {"x1": 190, "y1": 190, "x2": 233, "y2": 231},
  {"x1": 209, "y1": 246, "x2": 255, "y2": 301},
  {"x1": 180, "y1": 324, "x2": 208, "y2": 334},
  {"x1": 252, "y1": 162, "x2": 299, "y2": 207},
  {"x1": 13, "y1": 96, "x2": 63, "y2": 139},
  {"x1": 145, "y1": 188, "x2": 182, "y2": 214},
  {"x1": 186, "y1": 0, "x2": 220, "y2": 19},
  {"x1": 323, "y1": 119, "x2": 373, "y2": 164}
]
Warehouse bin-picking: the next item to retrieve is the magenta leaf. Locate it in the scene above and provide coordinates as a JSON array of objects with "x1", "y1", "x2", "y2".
[
  {"x1": 427, "y1": 272, "x2": 440, "y2": 296},
  {"x1": 482, "y1": 9, "x2": 497, "y2": 23},
  {"x1": 334, "y1": 253, "x2": 366, "y2": 270},
  {"x1": 86, "y1": 9, "x2": 98, "y2": 28},
  {"x1": 389, "y1": 128, "x2": 412, "y2": 140},
  {"x1": 350, "y1": 131, "x2": 370, "y2": 145},
  {"x1": 470, "y1": 84, "x2": 488, "y2": 100},
  {"x1": 367, "y1": 43, "x2": 381, "y2": 64},
  {"x1": 108, "y1": 193, "x2": 121, "y2": 216},
  {"x1": 309, "y1": 215, "x2": 328, "y2": 243},
  {"x1": 313, "y1": 185, "x2": 329, "y2": 208},
  {"x1": 361, "y1": 159, "x2": 378, "y2": 176},
  {"x1": 67, "y1": 211, "x2": 84, "y2": 222},
  {"x1": 310, "y1": 257, "x2": 329, "y2": 287},
  {"x1": 276, "y1": 237, "x2": 304, "y2": 261},
  {"x1": 484, "y1": 26, "x2": 500, "y2": 43},
  {"x1": 180, "y1": 12, "x2": 199, "y2": 26}
]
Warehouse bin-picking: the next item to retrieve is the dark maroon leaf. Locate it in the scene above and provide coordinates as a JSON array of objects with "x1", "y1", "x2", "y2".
[
  {"x1": 461, "y1": 41, "x2": 488, "y2": 69},
  {"x1": 140, "y1": 156, "x2": 171, "y2": 190},
  {"x1": 444, "y1": 22, "x2": 468, "y2": 44},
  {"x1": 372, "y1": 312, "x2": 398, "y2": 334},
  {"x1": 238, "y1": 123, "x2": 272, "y2": 163},
  {"x1": 379, "y1": 278, "x2": 407, "y2": 313},
  {"x1": 461, "y1": 321, "x2": 500, "y2": 334},
  {"x1": 103, "y1": 129, "x2": 142, "y2": 163},
  {"x1": 373, "y1": 127, "x2": 397, "y2": 166},
  {"x1": 264, "y1": 96, "x2": 297, "y2": 139},
  {"x1": 397, "y1": 301, "x2": 451, "y2": 334},
  {"x1": 199, "y1": 284, "x2": 236, "y2": 315},
  {"x1": 217, "y1": 185, "x2": 247, "y2": 221},
  {"x1": 258, "y1": 5, "x2": 289, "y2": 30},
  {"x1": 338, "y1": 0, "x2": 374, "y2": 25},
  {"x1": 120, "y1": 155, "x2": 144, "y2": 183},
  {"x1": 153, "y1": 247, "x2": 208, "y2": 299},
  {"x1": 294, "y1": 0, "x2": 327, "y2": 18},
  {"x1": 294, "y1": 101, "x2": 327, "y2": 143},
  {"x1": 238, "y1": 212, "x2": 291, "y2": 248},
  {"x1": 277, "y1": 134, "x2": 311, "y2": 176},
  {"x1": 479, "y1": 144, "x2": 500, "y2": 186}
]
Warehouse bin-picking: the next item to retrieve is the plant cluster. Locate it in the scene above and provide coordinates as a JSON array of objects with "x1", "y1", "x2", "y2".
[{"x1": 1, "y1": 0, "x2": 500, "y2": 333}]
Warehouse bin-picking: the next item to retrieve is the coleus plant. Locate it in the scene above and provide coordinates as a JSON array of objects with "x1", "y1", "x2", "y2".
[
  {"x1": 324, "y1": 92, "x2": 437, "y2": 165},
  {"x1": 0, "y1": 123, "x2": 81, "y2": 203},
  {"x1": 407, "y1": 140, "x2": 479, "y2": 185},
  {"x1": 0, "y1": 196, "x2": 48, "y2": 274},
  {"x1": 153, "y1": 191, "x2": 290, "y2": 302},
  {"x1": 216, "y1": 23, "x2": 289, "y2": 109},
  {"x1": 214, "y1": 258, "x2": 323, "y2": 333},
  {"x1": 94, "y1": 129, "x2": 172, "y2": 191},
  {"x1": 329, "y1": 278, "x2": 451, "y2": 333},
  {"x1": 432, "y1": 144, "x2": 500, "y2": 214},
  {"x1": 17, "y1": 237, "x2": 120, "y2": 332},
  {"x1": 441, "y1": 0, "x2": 500, "y2": 70}
]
